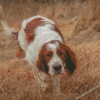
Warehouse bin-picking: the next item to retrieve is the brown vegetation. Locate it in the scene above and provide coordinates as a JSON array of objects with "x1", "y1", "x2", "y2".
[{"x1": 0, "y1": 0, "x2": 100, "y2": 100}]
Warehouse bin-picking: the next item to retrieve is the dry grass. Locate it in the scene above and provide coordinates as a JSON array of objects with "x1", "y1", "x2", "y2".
[
  {"x1": 0, "y1": 0, "x2": 100, "y2": 100},
  {"x1": 91, "y1": 0, "x2": 100, "y2": 20},
  {"x1": 73, "y1": 0, "x2": 100, "y2": 36}
]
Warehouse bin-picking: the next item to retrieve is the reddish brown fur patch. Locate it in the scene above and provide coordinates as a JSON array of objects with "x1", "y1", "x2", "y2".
[
  {"x1": 44, "y1": 51, "x2": 53, "y2": 64},
  {"x1": 59, "y1": 41, "x2": 76, "y2": 64},
  {"x1": 24, "y1": 18, "x2": 64, "y2": 43},
  {"x1": 16, "y1": 43, "x2": 25, "y2": 58},
  {"x1": 58, "y1": 41, "x2": 76, "y2": 74},
  {"x1": 37, "y1": 43, "x2": 49, "y2": 73},
  {"x1": 24, "y1": 18, "x2": 46, "y2": 43},
  {"x1": 57, "y1": 47, "x2": 67, "y2": 63}
]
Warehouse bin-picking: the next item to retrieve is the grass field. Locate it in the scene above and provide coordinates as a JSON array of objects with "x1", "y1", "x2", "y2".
[{"x1": 0, "y1": 0, "x2": 100, "y2": 100}]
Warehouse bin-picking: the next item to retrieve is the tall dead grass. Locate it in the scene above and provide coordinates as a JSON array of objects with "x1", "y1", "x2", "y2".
[
  {"x1": 0, "y1": 0, "x2": 100, "y2": 100},
  {"x1": 0, "y1": 0, "x2": 41, "y2": 30},
  {"x1": 91, "y1": 0, "x2": 100, "y2": 20},
  {"x1": 73, "y1": 0, "x2": 100, "y2": 36},
  {"x1": 0, "y1": 37, "x2": 99, "y2": 100}
]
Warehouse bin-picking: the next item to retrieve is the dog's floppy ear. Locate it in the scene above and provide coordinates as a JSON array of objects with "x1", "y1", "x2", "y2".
[
  {"x1": 37, "y1": 49, "x2": 48, "y2": 73},
  {"x1": 64, "y1": 45, "x2": 76, "y2": 74}
]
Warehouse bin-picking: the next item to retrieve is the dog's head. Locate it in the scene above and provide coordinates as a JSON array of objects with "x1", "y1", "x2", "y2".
[{"x1": 37, "y1": 40, "x2": 76, "y2": 75}]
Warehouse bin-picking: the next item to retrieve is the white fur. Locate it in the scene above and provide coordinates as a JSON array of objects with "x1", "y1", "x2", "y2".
[
  {"x1": 47, "y1": 42, "x2": 65, "y2": 75},
  {"x1": 22, "y1": 15, "x2": 54, "y2": 29},
  {"x1": 18, "y1": 27, "x2": 28, "y2": 53},
  {"x1": 19, "y1": 16, "x2": 63, "y2": 93},
  {"x1": 23, "y1": 16, "x2": 63, "y2": 65},
  {"x1": 18, "y1": 15, "x2": 64, "y2": 93},
  {"x1": 2, "y1": 15, "x2": 64, "y2": 94}
]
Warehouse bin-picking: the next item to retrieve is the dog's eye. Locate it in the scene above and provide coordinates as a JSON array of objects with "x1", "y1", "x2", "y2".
[
  {"x1": 60, "y1": 52, "x2": 64, "y2": 55},
  {"x1": 57, "y1": 50, "x2": 64, "y2": 56},
  {"x1": 46, "y1": 54, "x2": 51, "y2": 57},
  {"x1": 46, "y1": 52, "x2": 52, "y2": 57}
]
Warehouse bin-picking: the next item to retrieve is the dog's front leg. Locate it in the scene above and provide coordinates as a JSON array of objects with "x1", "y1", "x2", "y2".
[
  {"x1": 53, "y1": 76, "x2": 61, "y2": 94},
  {"x1": 34, "y1": 72, "x2": 48, "y2": 92},
  {"x1": 30, "y1": 66, "x2": 48, "y2": 91}
]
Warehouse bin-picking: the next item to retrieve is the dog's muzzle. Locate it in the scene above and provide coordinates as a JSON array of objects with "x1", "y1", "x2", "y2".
[{"x1": 52, "y1": 63, "x2": 62, "y2": 74}]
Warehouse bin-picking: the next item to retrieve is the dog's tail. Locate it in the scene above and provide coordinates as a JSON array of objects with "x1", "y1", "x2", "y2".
[{"x1": 1, "y1": 20, "x2": 18, "y2": 37}]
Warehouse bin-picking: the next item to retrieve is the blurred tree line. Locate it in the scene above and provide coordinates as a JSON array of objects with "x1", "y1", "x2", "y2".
[
  {"x1": 2, "y1": 0, "x2": 100, "y2": 19},
  {"x1": 2, "y1": 0, "x2": 87, "y2": 5}
]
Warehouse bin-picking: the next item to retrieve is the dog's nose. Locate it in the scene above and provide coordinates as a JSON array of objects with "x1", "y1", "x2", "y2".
[{"x1": 53, "y1": 63, "x2": 62, "y2": 71}]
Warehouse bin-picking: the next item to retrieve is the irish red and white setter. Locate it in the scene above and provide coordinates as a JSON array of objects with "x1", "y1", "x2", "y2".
[{"x1": 2, "y1": 15, "x2": 76, "y2": 94}]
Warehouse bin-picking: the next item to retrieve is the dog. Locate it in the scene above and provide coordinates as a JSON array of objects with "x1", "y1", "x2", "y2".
[{"x1": 1, "y1": 15, "x2": 76, "y2": 94}]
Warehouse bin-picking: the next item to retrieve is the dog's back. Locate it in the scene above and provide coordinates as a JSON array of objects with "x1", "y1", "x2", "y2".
[{"x1": 18, "y1": 15, "x2": 64, "y2": 64}]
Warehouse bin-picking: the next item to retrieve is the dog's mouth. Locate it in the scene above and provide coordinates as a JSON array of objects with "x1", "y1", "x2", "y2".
[
  {"x1": 50, "y1": 69, "x2": 65, "y2": 76},
  {"x1": 54, "y1": 70, "x2": 64, "y2": 75}
]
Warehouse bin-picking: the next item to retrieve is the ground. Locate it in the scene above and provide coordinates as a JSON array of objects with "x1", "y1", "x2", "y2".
[{"x1": 0, "y1": 0, "x2": 100, "y2": 100}]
